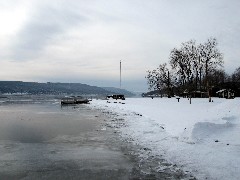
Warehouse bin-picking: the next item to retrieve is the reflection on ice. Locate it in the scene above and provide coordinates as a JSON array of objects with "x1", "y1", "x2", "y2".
[{"x1": 0, "y1": 102, "x2": 98, "y2": 143}]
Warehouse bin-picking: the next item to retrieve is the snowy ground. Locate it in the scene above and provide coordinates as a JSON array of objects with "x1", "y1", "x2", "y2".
[{"x1": 89, "y1": 97, "x2": 240, "y2": 180}]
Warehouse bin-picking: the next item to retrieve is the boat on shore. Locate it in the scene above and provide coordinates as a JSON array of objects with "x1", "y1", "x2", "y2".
[{"x1": 61, "y1": 96, "x2": 89, "y2": 105}]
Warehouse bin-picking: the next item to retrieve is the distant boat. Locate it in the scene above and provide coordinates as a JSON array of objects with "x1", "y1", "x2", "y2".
[{"x1": 61, "y1": 96, "x2": 89, "y2": 105}]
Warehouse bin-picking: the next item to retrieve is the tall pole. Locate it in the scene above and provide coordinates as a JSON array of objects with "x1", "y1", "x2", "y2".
[
  {"x1": 167, "y1": 71, "x2": 170, "y2": 98},
  {"x1": 120, "y1": 60, "x2": 122, "y2": 89}
]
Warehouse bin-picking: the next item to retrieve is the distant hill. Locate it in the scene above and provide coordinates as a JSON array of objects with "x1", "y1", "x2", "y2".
[
  {"x1": 142, "y1": 90, "x2": 160, "y2": 97},
  {"x1": 0, "y1": 81, "x2": 135, "y2": 96},
  {"x1": 101, "y1": 87, "x2": 135, "y2": 97},
  {"x1": 0, "y1": 81, "x2": 110, "y2": 95}
]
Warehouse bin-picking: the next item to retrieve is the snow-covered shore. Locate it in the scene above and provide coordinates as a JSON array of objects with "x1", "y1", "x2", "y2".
[{"x1": 89, "y1": 97, "x2": 240, "y2": 180}]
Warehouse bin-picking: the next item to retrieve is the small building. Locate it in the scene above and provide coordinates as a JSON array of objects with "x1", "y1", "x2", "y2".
[
  {"x1": 190, "y1": 91, "x2": 208, "y2": 98},
  {"x1": 181, "y1": 90, "x2": 207, "y2": 98},
  {"x1": 181, "y1": 89, "x2": 189, "y2": 98},
  {"x1": 216, "y1": 89, "x2": 235, "y2": 99}
]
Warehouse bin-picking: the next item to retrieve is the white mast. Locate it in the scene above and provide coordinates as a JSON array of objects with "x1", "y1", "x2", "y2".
[{"x1": 120, "y1": 60, "x2": 122, "y2": 89}]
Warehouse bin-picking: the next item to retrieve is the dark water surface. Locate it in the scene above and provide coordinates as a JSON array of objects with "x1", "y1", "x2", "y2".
[{"x1": 0, "y1": 97, "x2": 133, "y2": 179}]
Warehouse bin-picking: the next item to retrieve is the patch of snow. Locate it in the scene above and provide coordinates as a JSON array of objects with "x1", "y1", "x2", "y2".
[{"x1": 89, "y1": 97, "x2": 240, "y2": 180}]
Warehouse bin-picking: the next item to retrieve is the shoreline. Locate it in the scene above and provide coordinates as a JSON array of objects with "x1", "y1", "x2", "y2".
[
  {"x1": 89, "y1": 101, "x2": 196, "y2": 179},
  {"x1": 89, "y1": 97, "x2": 240, "y2": 180}
]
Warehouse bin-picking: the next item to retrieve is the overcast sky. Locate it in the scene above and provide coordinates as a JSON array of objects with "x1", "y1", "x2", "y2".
[{"x1": 0, "y1": 0, "x2": 239, "y2": 92}]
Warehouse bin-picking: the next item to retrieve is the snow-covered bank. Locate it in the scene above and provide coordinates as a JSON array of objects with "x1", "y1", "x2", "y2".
[{"x1": 89, "y1": 97, "x2": 240, "y2": 180}]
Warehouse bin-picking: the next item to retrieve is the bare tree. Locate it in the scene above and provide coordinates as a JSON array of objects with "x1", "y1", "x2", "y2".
[
  {"x1": 147, "y1": 37, "x2": 224, "y2": 101},
  {"x1": 199, "y1": 37, "x2": 224, "y2": 102},
  {"x1": 208, "y1": 69, "x2": 227, "y2": 86},
  {"x1": 232, "y1": 67, "x2": 240, "y2": 82},
  {"x1": 146, "y1": 63, "x2": 172, "y2": 97},
  {"x1": 170, "y1": 48, "x2": 187, "y2": 87},
  {"x1": 170, "y1": 40, "x2": 199, "y2": 94}
]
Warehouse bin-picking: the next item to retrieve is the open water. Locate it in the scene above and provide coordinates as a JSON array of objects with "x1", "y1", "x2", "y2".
[{"x1": 0, "y1": 95, "x2": 134, "y2": 179}]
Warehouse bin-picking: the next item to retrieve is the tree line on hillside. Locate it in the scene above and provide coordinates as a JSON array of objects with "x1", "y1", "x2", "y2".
[
  {"x1": 0, "y1": 81, "x2": 108, "y2": 95},
  {"x1": 0, "y1": 81, "x2": 134, "y2": 96},
  {"x1": 145, "y1": 37, "x2": 240, "y2": 101}
]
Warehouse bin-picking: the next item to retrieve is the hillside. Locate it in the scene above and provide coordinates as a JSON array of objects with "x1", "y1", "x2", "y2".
[
  {"x1": 101, "y1": 87, "x2": 135, "y2": 96},
  {"x1": 0, "y1": 81, "x2": 110, "y2": 95}
]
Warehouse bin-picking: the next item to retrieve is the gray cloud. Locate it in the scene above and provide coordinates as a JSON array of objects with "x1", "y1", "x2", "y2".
[{"x1": 10, "y1": 4, "x2": 87, "y2": 61}]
